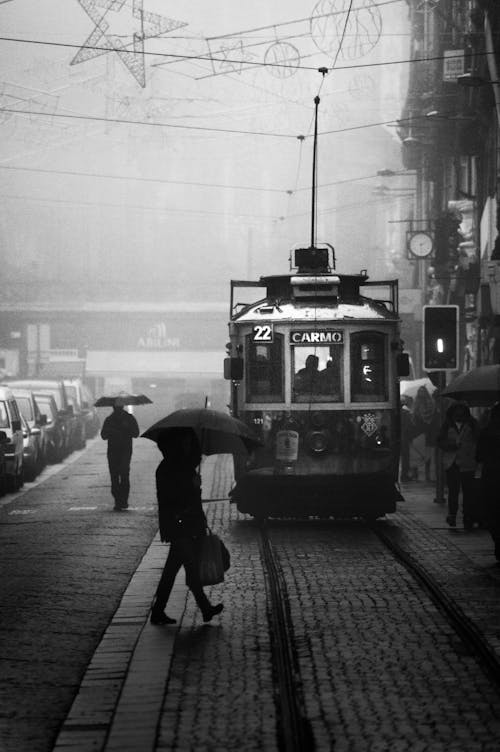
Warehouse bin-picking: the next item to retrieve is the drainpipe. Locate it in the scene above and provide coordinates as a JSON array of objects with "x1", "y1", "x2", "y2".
[{"x1": 484, "y1": 10, "x2": 500, "y2": 127}]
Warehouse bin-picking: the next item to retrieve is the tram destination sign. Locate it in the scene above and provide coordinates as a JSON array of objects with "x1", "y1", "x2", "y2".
[{"x1": 290, "y1": 330, "x2": 344, "y2": 344}]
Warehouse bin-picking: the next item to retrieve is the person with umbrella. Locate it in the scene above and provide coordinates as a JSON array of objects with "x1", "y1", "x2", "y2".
[
  {"x1": 100, "y1": 398, "x2": 140, "y2": 511},
  {"x1": 475, "y1": 402, "x2": 500, "y2": 563},
  {"x1": 149, "y1": 428, "x2": 223, "y2": 625}
]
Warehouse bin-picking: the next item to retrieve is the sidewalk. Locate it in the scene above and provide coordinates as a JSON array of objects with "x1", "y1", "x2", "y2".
[{"x1": 52, "y1": 471, "x2": 500, "y2": 752}]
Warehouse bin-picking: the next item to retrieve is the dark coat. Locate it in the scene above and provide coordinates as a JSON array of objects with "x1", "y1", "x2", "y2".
[
  {"x1": 476, "y1": 422, "x2": 500, "y2": 529},
  {"x1": 101, "y1": 409, "x2": 139, "y2": 456},
  {"x1": 156, "y1": 458, "x2": 207, "y2": 543}
]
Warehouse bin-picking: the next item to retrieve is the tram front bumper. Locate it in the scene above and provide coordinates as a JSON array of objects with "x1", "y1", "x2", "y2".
[{"x1": 231, "y1": 468, "x2": 401, "y2": 518}]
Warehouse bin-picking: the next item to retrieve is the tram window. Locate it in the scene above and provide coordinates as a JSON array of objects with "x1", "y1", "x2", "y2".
[
  {"x1": 350, "y1": 332, "x2": 387, "y2": 402},
  {"x1": 292, "y1": 346, "x2": 343, "y2": 403},
  {"x1": 246, "y1": 334, "x2": 284, "y2": 402}
]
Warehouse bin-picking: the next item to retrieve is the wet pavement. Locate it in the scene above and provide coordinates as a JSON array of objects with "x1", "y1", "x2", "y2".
[{"x1": 50, "y1": 465, "x2": 500, "y2": 752}]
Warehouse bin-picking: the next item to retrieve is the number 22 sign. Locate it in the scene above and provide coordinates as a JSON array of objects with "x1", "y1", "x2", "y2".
[{"x1": 252, "y1": 324, "x2": 274, "y2": 342}]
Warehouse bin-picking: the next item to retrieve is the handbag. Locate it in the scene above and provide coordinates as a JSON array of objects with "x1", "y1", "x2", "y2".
[{"x1": 198, "y1": 529, "x2": 228, "y2": 586}]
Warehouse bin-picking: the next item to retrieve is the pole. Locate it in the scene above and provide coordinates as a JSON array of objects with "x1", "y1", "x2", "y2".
[
  {"x1": 311, "y1": 95, "x2": 320, "y2": 249},
  {"x1": 434, "y1": 370, "x2": 446, "y2": 503}
]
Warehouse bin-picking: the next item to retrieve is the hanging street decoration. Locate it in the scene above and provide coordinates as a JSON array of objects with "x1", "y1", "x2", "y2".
[{"x1": 71, "y1": 0, "x2": 188, "y2": 87}]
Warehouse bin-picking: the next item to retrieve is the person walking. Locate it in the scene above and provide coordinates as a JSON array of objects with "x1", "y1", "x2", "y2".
[
  {"x1": 100, "y1": 400, "x2": 140, "y2": 511},
  {"x1": 436, "y1": 401, "x2": 479, "y2": 530},
  {"x1": 150, "y1": 428, "x2": 223, "y2": 625},
  {"x1": 476, "y1": 402, "x2": 500, "y2": 562}
]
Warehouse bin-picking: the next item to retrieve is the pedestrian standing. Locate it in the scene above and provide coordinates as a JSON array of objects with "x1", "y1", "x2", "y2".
[
  {"x1": 436, "y1": 402, "x2": 479, "y2": 529},
  {"x1": 400, "y1": 395, "x2": 415, "y2": 482},
  {"x1": 150, "y1": 428, "x2": 223, "y2": 625},
  {"x1": 100, "y1": 400, "x2": 140, "y2": 511},
  {"x1": 476, "y1": 402, "x2": 500, "y2": 562},
  {"x1": 413, "y1": 386, "x2": 440, "y2": 482}
]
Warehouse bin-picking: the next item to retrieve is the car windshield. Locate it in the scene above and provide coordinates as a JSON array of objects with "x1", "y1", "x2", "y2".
[
  {"x1": 65, "y1": 386, "x2": 77, "y2": 402},
  {"x1": 15, "y1": 397, "x2": 33, "y2": 421},
  {"x1": 35, "y1": 396, "x2": 55, "y2": 418},
  {"x1": 37, "y1": 388, "x2": 62, "y2": 409},
  {"x1": 0, "y1": 401, "x2": 8, "y2": 428}
]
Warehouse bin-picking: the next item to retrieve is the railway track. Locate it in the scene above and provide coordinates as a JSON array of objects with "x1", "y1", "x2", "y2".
[
  {"x1": 371, "y1": 521, "x2": 500, "y2": 689},
  {"x1": 258, "y1": 521, "x2": 315, "y2": 752}
]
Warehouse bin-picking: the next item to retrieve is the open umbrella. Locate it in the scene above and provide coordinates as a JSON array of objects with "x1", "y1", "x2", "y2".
[
  {"x1": 141, "y1": 408, "x2": 262, "y2": 455},
  {"x1": 441, "y1": 365, "x2": 500, "y2": 407},
  {"x1": 95, "y1": 392, "x2": 153, "y2": 407}
]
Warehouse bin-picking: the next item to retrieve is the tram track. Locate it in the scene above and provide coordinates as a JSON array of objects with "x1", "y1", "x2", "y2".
[
  {"x1": 258, "y1": 521, "x2": 315, "y2": 752},
  {"x1": 371, "y1": 521, "x2": 500, "y2": 689}
]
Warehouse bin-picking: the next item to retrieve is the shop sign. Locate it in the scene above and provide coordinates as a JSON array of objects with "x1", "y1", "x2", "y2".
[{"x1": 137, "y1": 322, "x2": 180, "y2": 349}]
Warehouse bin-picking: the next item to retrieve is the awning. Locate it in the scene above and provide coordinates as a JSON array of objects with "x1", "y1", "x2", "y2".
[{"x1": 86, "y1": 350, "x2": 223, "y2": 377}]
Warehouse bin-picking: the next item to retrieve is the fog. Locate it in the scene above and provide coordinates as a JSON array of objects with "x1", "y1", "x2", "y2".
[{"x1": 0, "y1": 1, "x2": 411, "y2": 303}]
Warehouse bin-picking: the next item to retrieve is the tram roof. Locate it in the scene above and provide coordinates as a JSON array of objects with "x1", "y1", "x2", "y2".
[
  {"x1": 233, "y1": 299, "x2": 398, "y2": 323},
  {"x1": 231, "y1": 271, "x2": 399, "y2": 323}
]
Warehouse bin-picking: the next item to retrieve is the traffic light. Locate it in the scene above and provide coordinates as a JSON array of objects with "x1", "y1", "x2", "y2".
[{"x1": 423, "y1": 305, "x2": 459, "y2": 371}]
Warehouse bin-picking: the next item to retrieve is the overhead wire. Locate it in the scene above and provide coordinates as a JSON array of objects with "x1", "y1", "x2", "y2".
[
  {"x1": 0, "y1": 35, "x2": 488, "y2": 76},
  {"x1": 0, "y1": 192, "x2": 280, "y2": 220}
]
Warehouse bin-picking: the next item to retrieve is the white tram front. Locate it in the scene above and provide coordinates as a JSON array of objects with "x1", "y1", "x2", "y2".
[{"x1": 224, "y1": 246, "x2": 409, "y2": 520}]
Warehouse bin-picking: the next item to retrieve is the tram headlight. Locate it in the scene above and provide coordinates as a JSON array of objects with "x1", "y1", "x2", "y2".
[{"x1": 306, "y1": 429, "x2": 330, "y2": 456}]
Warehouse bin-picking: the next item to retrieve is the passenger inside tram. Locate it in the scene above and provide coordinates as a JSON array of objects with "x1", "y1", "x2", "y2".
[{"x1": 293, "y1": 347, "x2": 342, "y2": 402}]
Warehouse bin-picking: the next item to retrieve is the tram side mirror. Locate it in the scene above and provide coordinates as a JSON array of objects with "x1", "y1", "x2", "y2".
[
  {"x1": 224, "y1": 357, "x2": 244, "y2": 381},
  {"x1": 396, "y1": 353, "x2": 410, "y2": 378}
]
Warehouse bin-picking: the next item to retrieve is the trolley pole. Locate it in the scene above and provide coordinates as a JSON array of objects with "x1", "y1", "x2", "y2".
[{"x1": 310, "y1": 95, "x2": 320, "y2": 249}]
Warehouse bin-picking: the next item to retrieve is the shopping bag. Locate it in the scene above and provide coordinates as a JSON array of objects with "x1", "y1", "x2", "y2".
[{"x1": 199, "y1": 530, "x2": 225, "y2": 586}]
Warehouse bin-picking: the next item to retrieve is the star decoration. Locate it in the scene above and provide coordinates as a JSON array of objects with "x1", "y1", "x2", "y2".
[
  {"x1": 206, "y1": 38, "x2": 256, "y2": 75},
  {"x1": 71, "y1": 0, "x2": 187, "y2": 87}
]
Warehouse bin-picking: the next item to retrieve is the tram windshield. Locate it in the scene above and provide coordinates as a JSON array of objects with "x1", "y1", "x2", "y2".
[
  {"x1": 350, "y1": 331, "x2": 387, "y2": 402},
  {"x1": 246, "y1": 334, "x2": 284, "y2": 402},
  {"x1": 292, "y1": 346, "x2": 343, "y2": 402}
]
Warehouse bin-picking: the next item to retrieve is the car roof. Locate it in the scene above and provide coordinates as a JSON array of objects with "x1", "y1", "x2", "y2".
[
  {"x1": 6, "y1": 379, "x2": 64, "y2": 388},
  {"x1": 0, "y1": 385, "x2": 15, "y2": 399},
  {"x1": 8, "y1": 388, "x2": 35, "y2": 399}
]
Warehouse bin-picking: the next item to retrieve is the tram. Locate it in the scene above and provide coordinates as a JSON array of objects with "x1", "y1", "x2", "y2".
[{"x1": 224, "y1": 244, "x2": 410, "y2": 519}]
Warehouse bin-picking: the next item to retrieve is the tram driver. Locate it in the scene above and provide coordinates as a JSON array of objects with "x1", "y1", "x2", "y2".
[{"x1": 294, "y1": 353, "x2": 321, "y2": 394}]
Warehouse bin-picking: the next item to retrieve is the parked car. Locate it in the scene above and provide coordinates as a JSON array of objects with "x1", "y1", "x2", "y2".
[
  {"x1": 0, "y1": 385, "x2": 24, "y2": 491},
  {"x1": 9, "y1": 388, "x2": 47, "y2": 478},
  {"x1": 5, "y1": 379, "x2": 74, "y2": 458},
  {"x1": 19, "y1": 414, "x2": 40, "y2": 482},
  {"x1": 0, "y1": 430, "x2": 8, "y2": 496},
  {"x1": 64, "y1": 379, "x2": 100, "y2": 439},
  {"x1": 33, "y1": 393, "x2": 66, "y2": 464}
]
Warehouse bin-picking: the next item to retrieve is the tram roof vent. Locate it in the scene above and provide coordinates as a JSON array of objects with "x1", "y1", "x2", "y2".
[{"x1": 290, "y1": 275, "x2": 340, "y2": 299}]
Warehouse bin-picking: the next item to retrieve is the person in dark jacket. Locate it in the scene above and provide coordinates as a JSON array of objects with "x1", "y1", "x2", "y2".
[
  {"x1": 476, "y1": 402, "x2": 500, "y2": 562},
  {"x1": 150, "y1": 428, "x2": 223, "y2": 625},
  {"x1": 100, "y1": 401, "x2": 140, "y2": 511},
  {"x1": 436, "y1": 401, "x2": 479, "y2": 529}
]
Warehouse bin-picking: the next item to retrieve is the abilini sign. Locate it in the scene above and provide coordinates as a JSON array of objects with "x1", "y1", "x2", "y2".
[{"x1": 290, "y1": 330, "x2": 344, "y2": 344}]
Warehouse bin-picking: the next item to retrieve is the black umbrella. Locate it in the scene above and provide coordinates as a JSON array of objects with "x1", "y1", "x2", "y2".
[
  {"x1": 141, "y1": 408, "x2": 262, "y2": 455},
  {"x1": 441, "y1": 365, "x2": 500, "y2": 407},
  {"x1": 95, "y1": 392, "x2": 153, "y2": 407}
]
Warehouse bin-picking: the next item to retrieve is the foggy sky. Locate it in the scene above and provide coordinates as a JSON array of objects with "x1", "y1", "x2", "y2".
[{"x1": 0, "y1": 0, "x2": 411, "y2": 301}]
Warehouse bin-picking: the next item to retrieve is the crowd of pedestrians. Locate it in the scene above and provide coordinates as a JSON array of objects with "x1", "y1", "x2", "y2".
[{"x1": 400, "y1": 388, "x2": 500, "y2": 563}]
